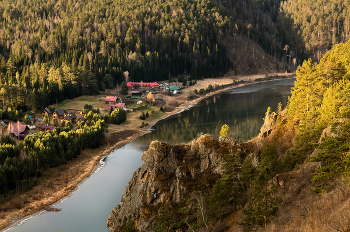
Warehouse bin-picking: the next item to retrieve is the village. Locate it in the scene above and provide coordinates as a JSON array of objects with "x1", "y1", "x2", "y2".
[{"x1": 0, "y1": 81, "x2": 185, "y2": 142}]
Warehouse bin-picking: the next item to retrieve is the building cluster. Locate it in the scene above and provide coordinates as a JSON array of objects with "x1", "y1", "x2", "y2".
[{"x1": 7, "y1": 108, "x2": 85, "y2": 140}]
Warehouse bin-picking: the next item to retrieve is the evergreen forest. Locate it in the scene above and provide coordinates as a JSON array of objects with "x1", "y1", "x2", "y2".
[
  {"x1": 143, "y1": 39, "x2": 350, "y2": 232},
  {"x1": 1, "y1": 0, "x2": 350, "y2": 112}
]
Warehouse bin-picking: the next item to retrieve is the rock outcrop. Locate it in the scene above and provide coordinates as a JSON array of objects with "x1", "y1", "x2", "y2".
[{"x1": 107, "y1": 134, "x2": 243, "y2": 231}]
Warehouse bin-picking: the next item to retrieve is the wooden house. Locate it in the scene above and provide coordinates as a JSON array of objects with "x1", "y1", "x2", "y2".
[
  {"x1": 8, "y1": 122, "x2": 29, "y2": 139},
  {"x1": 64, "y1": 112, "x2": 77, "y2": 123},
  {"x1": 105, "y1": 96, "x2": 118, "y2": 104},
  {"x1": 105, "y1": 105, "x2": 116, "y2": 111},
  {"x1": 41, "y1": 107, "x2": 51, "y2": 118},
  {"x1": 131, "y1": 91, "x2": 142, "y2": 97},
  {"x1": 53, "y1": 109, "x2": 65, "y2": 119},
  {"x1": 39, "y1": 124, "x2": 55, "y2": 131},
  {"x1": 115, "y1": 103, "x2": 126, "y2": 109}
]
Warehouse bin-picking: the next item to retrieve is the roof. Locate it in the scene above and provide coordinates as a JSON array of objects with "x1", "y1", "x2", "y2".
[
  {"x1": 55, "y1": 109, "x2": 65, "y2": 116},
  {"x1": 79, "y1": 117, "x2": 84, "y2": 121},
  {"x1": 105, "y1": 106, "x2": 116, "y2": 110},
  {"x1": 24, "y1": 111, "x2": 33, "y2": 115},
  {"x1": 42, "y1": 107, "x2": 51, "y2": 114},
  {"x1": 127, "y1": 82, "x2": 159, "y2": 87},
  {"x1": 41, "y1": 124, "x2": 55, "y2": 130},
  {"x1": 169, "y1": 86, "x2": 180, "y2": 91},
  {"x1": 115, "y1": 103, "x2": 126, "y2": 107},
  {"x1": 68, "y1": 113, "x2": 77, "y2": 119},
  {"x1": 105, "y1": 96, "x2": 118, "y2": 102},
  {"x1": 10, "y1": 123, "x2": 29, "y2": 136},
  {"x1": 65, "y1": 116, "x2": 72, "y2": 121}
]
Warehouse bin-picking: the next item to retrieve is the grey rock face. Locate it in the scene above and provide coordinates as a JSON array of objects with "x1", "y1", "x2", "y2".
[{"x1": 107, "y1": 135, "x2": 233, "y2": 231}]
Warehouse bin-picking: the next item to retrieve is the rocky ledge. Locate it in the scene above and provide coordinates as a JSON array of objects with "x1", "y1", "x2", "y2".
[{"x1": 107, "y1": 134, "x2": 247, "y2": 231}]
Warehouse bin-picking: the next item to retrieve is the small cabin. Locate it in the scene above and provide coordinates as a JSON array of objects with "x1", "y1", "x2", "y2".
[
  {"x1": 105, "y1": 96, "x2": 118, "y2": 105},
  {"x1": 131, "y1": 91, "x2": 142, "y2": 97},
  {"x1": 39, "y1": 124, "x2": 55, "y2": 131},
  {"x1": 41, "y1": 107, "x2": 51, "y2": 118},
  {"x1": 53, "y1": 109, "x2": 65, "y2": 119},
  {"x1": 64, "y1": 112, "x2": 77, "y2": 123},
  {"x1": 105, "y1": 105, "x2": 116, "y2": 111},
  {"x1": 115, "y1": 103, "x2": 126, "y2": 109}
]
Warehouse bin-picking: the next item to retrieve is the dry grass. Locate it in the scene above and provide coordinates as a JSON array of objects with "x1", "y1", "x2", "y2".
[
  {"x1": 0, "y1": 75, "x2": 294, "y2": 230},
  {"x1": 53, "y1": 95, "x2": 103, "y2": 111},
  {"x1": 264, "y1": 174, "x2": 350, "y2": 232},
  {"x1": 0, "y1": 129, "x2": 143, "y2": 231}
]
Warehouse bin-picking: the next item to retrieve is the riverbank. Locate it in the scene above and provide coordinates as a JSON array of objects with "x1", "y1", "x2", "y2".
[{"x1": 0, "y1": 73, "x2": 295, "y2": 231}]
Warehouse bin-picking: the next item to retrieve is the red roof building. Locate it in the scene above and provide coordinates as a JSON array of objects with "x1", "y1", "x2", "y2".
[
  {"x1": 105, "y1": 105, "x2": 116, "y2": 111},
  {"x1": 127, "y1": 82, "x2": 159, "y2": 89},
  {"x1": 115, "y1": 103, "x2": 126, "y2": 108},
  {"x1": 105, "y1": 96, "x2": 118, "y2": 104},
  {"x1": 9, "y1": 123, "x2": 29, "y2": 138},
  {"x1": 40, "y1": 124, "x2": 56, "y2": 131}
]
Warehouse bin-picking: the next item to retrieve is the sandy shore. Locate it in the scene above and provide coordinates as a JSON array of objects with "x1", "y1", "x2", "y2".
[{"x1": 0, "y1": 73, "x2": 295, "y2": 231}]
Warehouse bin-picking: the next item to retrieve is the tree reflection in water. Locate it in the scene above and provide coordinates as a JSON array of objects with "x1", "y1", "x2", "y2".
[{"x1": 136, "y1": 79, "x2": 295, "y2": 149}]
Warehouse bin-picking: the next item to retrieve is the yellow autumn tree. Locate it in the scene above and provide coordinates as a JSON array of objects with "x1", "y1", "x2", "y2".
[
  {"x1": 220, "y1": 124, "x2": 230, "y2": 138},
  {"x1": 147, "y1": 92, "x2": 155, "y2": 105}
]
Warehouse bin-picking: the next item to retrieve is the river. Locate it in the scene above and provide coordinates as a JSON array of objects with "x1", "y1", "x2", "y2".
[{"x1": 5, "y1": 78, "x2": 295, "y2": 232}]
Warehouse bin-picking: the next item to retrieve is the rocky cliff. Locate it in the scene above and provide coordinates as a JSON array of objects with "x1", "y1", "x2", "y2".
[{"x1": 107, "y1": 134, "x2": 248, "y2": 231}]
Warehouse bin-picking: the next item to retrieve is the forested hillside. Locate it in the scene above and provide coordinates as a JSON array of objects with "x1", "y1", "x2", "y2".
[
  {"x1": 107, "y1": 39, "x2": 350, "y2": 232},
  {"x1": 0, "y1": 0, "x2": 303, "y2": 112},
  {"x1": 1, "y1": 0, "x2": 349, "y2": 112},
  {"x1": 280, "y1": 0, "x2": 350, "y2": 62}
]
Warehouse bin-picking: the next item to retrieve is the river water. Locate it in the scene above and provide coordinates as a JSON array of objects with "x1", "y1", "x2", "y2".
[{"x1": 5, "y1": 78, "x2": 295, "y2": 232}]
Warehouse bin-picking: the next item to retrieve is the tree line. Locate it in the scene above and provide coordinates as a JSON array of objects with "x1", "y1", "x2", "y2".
[
  {"x1": 3, "y1": 0, "x2": 345, "y2": 113},
  {"x1": 0, "y1": 107, "x2": 108, "y2": 195}
]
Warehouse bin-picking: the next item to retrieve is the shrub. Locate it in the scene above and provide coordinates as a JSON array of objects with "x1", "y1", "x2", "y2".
[
  {"x1": 111, "y1": 108, "x2": 127, "y2": 124},
  {"x1": 139, "y1": 112, "x2": 146, "y2": 120}
]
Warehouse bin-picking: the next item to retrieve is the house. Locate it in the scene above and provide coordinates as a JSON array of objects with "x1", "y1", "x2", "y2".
[
  {"x1": 131, "y1": 91, "x2": 142, "y2": 97},
  {"x1": 127, "y1": 82, "x2": 159, "y2": 89},
  {"x1": 64, "y1": 112, "x2": 77, "y2": 123},
  {"x1": 53, "y1": 109, "x2": 65, "y2": 119},
  {"x1": 39, "y1": 124, "x2": 55, "y2": 131},
  {"x1": 105, "y1": 105, "x2": 116, "y2": 111},
  {"x1": 169, "y1": 86, "x2": 180, "y2": 91},
  {"x1": 105, "y1": 96, "x2": 118, "y2": 104},
  {"x1": 115, "y1": 103, "x2": 126, "y2": 109},
  {"x1": 78, "y1": 117, "x2": 85, "y2": 122},
  {"x1": 8, "y1": 122, "x2": 29, "y2": 139},
  {"x1": 41, "y1": 107, "x2": 51, "y2": 117}
]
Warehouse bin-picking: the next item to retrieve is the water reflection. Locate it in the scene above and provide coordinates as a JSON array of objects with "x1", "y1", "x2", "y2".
[
  {"x1": 5, "y1": 78, "x2": 294, "y2": 232},
  {"x1": 136, "y1": 79, "x2": 294, "y2": 147}
]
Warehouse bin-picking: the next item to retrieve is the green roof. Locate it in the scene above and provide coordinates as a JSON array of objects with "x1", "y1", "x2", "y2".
[
  {"x1": 131, "y1": 96, "x2": 140, "y2": 99},
  {"x1": 169, "y1": 86, "x2": 180, "y2": 91},
  {"x1": 24, "y1": 111, "x2": 33, "y2": 114}
]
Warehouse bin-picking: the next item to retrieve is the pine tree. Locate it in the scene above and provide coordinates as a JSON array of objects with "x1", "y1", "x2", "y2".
[{"x1": 120, "y1": 81, "x2": 128, "y2": 95}]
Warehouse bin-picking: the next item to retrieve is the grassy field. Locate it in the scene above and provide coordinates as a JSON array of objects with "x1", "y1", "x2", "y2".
[
  {"x1": 53, "y1": 96, "x2": 102, "y2": 111},
  {"x1": 125, "y1": 103, "x2": 165, "y2": 129}
]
